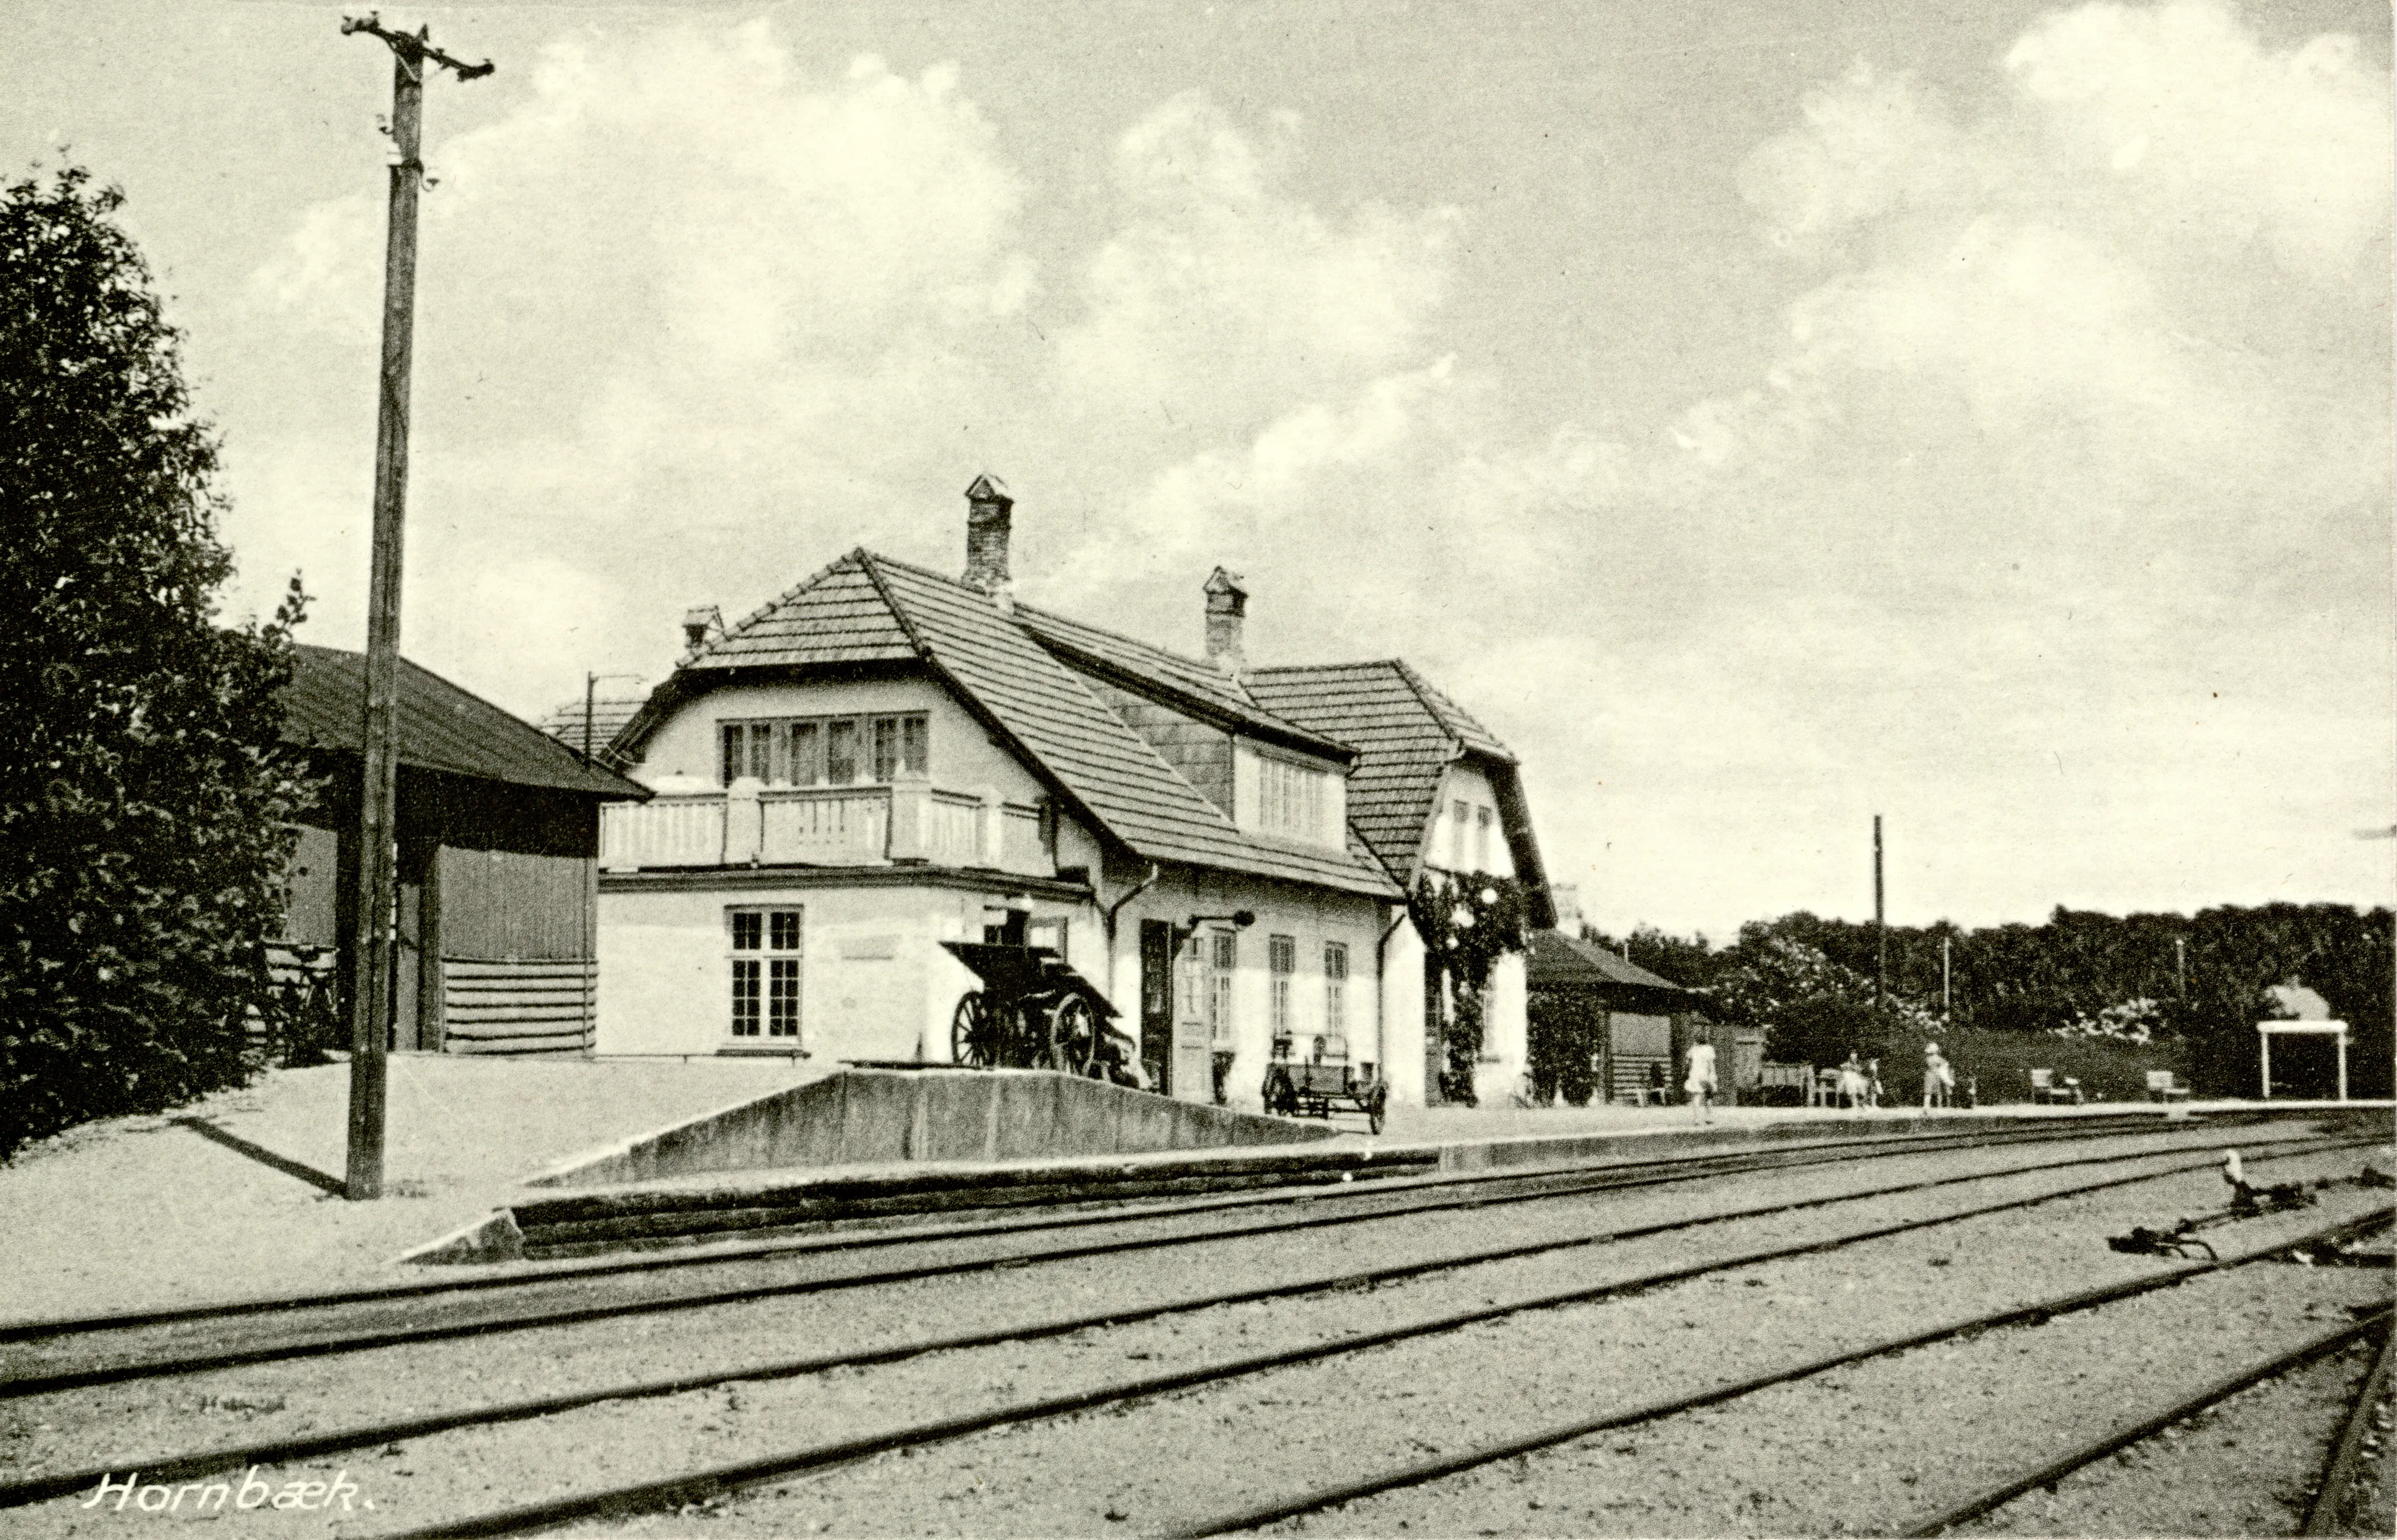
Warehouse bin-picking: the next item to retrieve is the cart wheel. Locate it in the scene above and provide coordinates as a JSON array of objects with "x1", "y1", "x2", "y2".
[
  {"x1": 1047, "y1": 996, "x2": 1097, "y2": 1075},
  {"x1": 951, "y1": 991, "x2": 998, "y2": 1068},
  {"x1": 1367, "y1": 1083, "x2": 1389, "y2": 1136}
]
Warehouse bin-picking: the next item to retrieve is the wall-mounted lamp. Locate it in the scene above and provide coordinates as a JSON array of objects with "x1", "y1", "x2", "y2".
[{"x1": 1172, "y1": 910, "x2": 1255, "y2": 954}]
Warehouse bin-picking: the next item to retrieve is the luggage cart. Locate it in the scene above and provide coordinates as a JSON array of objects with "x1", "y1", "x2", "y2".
[{"x1": 1260, "y1": 1034, "x2": 1388, "y2": 1134}]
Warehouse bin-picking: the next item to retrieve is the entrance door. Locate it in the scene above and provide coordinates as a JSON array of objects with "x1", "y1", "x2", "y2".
[
  {"x1": 1178, "y1": 931, "x2": 1222, "y2": 1102},
  {"x1": 1139, "y1": 920, "x2": 1173, "y2": 1096}
]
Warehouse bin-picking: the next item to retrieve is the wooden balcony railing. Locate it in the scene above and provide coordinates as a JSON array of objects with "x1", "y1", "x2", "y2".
[{"x1": 600, "y1": 780, "x2": 1053, "y2": 878}]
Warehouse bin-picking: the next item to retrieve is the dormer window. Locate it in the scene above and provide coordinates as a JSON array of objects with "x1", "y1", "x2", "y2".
[
  {"x1": 1232, "y1": 740, "x2": 1346, "y2": 848},
  {"x1": 1258, "y1": 754, "x2": 1328, "y2": 843}
]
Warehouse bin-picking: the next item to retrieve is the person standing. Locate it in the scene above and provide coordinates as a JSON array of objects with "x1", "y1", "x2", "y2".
[
  {"x1": 1922, "y1": 1042, "x2": 1956, "y2": 1111},
  {"x1": 1684, "y1": 1031, "x2": 1719, "y2": 1125}
]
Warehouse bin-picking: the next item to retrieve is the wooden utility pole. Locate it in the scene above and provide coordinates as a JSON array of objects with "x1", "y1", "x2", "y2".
[
  {"x1": 1873, "y1": 815, "x2": 1886, "y2": 1009},
  {"x1": 1941, "y1": 933, "x2": 1952, "y2": 1020},
  {"x1": 341, "y1": 13, "x2": 493, "y2": 1201}
]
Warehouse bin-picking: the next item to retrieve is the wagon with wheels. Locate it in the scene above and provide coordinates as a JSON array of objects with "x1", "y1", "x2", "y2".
[
  {"x1": 942, "y1": 941, "x2": 1132, "y2": 1080},
  {"x1": 1261, "y1": 1034, "x2": 1388, "y2": 1134}
]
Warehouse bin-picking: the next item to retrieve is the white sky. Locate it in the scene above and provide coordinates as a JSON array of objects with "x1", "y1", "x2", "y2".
[{"x1": 4, "y1": 0, "x2": 2389, "y2": 940}]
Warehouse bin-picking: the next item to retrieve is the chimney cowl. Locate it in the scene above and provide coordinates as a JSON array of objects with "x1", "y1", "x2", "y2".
[
  {"x1": 682, "y1": 604, "x2": 724, "y2": 653},
  {"x1": 963, "y1": 474, "x2": 1014, "y2": 605},
  {"x1": 1203, "y1": 566, "x2": 1247, "y2": 676}
]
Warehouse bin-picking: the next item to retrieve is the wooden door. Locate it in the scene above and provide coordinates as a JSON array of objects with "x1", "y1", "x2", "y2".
[{"x1": 1139, "y1": 919, "x2": 1173, "y2": 1096}]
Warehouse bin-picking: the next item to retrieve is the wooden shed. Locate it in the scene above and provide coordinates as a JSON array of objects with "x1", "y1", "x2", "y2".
[
  {"x1": 1526, "y1": 929, "x2": 1734, "y2": 1104},
  {"x1": 280, "y1": 645, "x2": 650, "y2": 1056}
]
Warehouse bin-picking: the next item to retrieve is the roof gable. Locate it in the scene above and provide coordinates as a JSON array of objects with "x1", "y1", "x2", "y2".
[
  {"x1": 1248, "y1": 659, "x2": 1552, "y2": 923},
  {"x1": 623, "y1": 551, "x2": 1398, "y2": 899}
]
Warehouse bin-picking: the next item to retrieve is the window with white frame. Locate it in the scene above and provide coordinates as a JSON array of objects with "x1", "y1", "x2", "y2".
[
  {"x1": 720, "y1": 712, "x2": 927, "y2": 788},
  {"x1": 1256, "y1": 753, "x2": 1330, "y2": 843},
  {"x1": 1268, "y1": 934, "x2": 1296, "y2": 1040},
  {"x1": 729, "y1": 908, "x2": 802, "y2": 1038},
  {"x1": 1323, "y1": 941, "x2": 1348, "y2": 1045},
  {"x1": 1208, "y1": 930, "x2": 1237, "y2": 1045},
  {"x1": 1449, "y1": 798, "x2": 1470, "y2": 869},
  {"x1": 1475, "y1": 805, "x2": 1495, "y2": 872}
]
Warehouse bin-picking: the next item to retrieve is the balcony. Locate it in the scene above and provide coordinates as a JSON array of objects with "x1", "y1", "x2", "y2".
[{"x1": 600, "y1": 780, "x2": 1052, "y2": 878}]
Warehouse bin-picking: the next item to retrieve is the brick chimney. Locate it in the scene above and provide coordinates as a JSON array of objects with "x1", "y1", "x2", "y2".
[
  {"x1": 1204, "y1": 567, "x2": 1247, "y2": 675},
  {"x1": 681, "y1": 605, "x2": 722, "y2": 653},
  {"x1": 962, "y1": 474, "x2": 1013, "y2": 604}
]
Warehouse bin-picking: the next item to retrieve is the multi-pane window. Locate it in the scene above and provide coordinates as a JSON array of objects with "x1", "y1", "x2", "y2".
[
  {"x1": 720, "y1": 713, "x2": 927, "y2": 788},
  {"x1": 1257, "y1": 753, "x2": 1329, "y2": 843},
  {"x1": 1475, "y1": 805, "x2": 1495, "y2": 872},
  {"x1": 1207, "y1": 931, "x2": 1237, "y2": 1045},
  {"x1": 1268, "y1": 935, "x2": 1297, "y2": 1039},
  {"x1": 730, "y1": 907, "x2": 802, "y2": 1038},
  {"x1": 1323, "y1": 942, "x2": 1348, "y2": 1044}
]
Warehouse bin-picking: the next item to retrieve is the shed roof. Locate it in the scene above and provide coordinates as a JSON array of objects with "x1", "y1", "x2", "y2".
[
  {"x1": 282, "y1": 645, "x2": 648, "y2": 801},
  {"x1": 1525, "y1": 929, "x2": 1694, "y2": 996},
  {"x1": 632, "y1": 552, "x2": 1399, "y2": 898}
]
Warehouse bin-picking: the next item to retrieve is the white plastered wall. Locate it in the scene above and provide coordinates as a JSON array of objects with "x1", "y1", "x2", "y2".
[{"x1": 1100, "y1": 863, "x2": 1385, "y2": 1109}]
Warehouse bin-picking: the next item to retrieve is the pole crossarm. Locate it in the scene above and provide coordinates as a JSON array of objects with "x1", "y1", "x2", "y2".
[{"x1": 340, "y1": 13, "x2": 496, "y2": 81}]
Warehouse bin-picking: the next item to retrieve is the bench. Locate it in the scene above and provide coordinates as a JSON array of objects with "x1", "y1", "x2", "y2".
[
  {"x1": 2145, "y1": 1069, "x2": 2192, "y2": 1103},
  {"x1": 1610, "y1": 1054, "x2": 1672, "y2": 1105},
  {"x1": 2030, "y1": 1067, "x2": 2084, "y2": 1106}
]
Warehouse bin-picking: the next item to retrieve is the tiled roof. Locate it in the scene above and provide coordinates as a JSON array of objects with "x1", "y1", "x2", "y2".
[
  {"x1": 282, "y1": 645, "x2": 648, "y2": 800},
  {"x1": 633, "y1": 553, "x2": 1398, "y2": 899},
  {"x1": 682, "y1": 554, "x2": 921, "y2": 669},
  {"x1": 1010, "y1": 603, "x2": 1349, "y2": 759},
  {"x1": 1247, "y1": 660, "x2": 1513, "y2": 884},
  {"x1": 1525, "y1": 929, "x2": 1693, "y2": 996},
  {"x1": 1392, "y1": 660, "x2": 1513, "y2": 763},
  {"x1": 539, "y1": 694, "x2": 647, "y2": 757}
]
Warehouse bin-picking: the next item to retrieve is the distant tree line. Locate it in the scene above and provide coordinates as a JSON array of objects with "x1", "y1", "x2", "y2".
[{"x1": 1583, "y1": 903, "x2": 2393, "y2": 1100}]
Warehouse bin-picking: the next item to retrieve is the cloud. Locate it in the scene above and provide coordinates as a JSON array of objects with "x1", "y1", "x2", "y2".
[
  {"x1": 1054, "y1": 91, "x2": 1460, "y2": 444},
  {"x1": 220, "y1": 1, "x2": 2389, "y2": 938},
  {"x1": 238, "y1": 18, "x2": 1039, "y2": 691}
]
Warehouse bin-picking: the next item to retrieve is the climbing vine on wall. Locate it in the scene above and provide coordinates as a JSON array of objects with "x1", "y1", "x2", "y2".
[{"x1": 1408, "y1": 873, "x2": 1532, "y2": 1105}]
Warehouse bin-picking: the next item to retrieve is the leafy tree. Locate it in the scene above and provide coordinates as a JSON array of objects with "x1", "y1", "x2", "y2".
[{"x1": 0, "y1": 167, "x2": 313, "y2": 1160}]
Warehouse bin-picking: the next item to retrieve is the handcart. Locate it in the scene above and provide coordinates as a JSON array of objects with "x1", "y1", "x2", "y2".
[
  {"x1": 942, "y1": 941, "x2": 1138, "y2": 1082},
  {"x1": 1260, "y1": 1034, "x2": 1388, "y2": 1134}
]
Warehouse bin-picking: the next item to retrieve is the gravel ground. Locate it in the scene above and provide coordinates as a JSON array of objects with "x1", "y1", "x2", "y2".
[
  {"x1": 623, "y1": 1149, "x2": 2385, "y2": 1539},
  {"x1": 0, "y1": 1058, "x2": 826, "y2": 1319},
  {"x1": 1954, "y1": 1336, "x2": 2374, "y2": 1537},
  {"x1": 0, "y1": 1129, "x2": 2301, "y2": 1486},
  {"x1": 5, "y1": 1124, "x2": 2377, "y2": 1536}
]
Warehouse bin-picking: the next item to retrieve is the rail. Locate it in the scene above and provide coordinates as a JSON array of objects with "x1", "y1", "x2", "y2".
[{"x1": 599, "y1": 783, "x2": 1052, "y2": 875}]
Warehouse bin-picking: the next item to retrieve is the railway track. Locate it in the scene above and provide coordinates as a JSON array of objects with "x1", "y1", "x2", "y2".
[
  {"x1": 1166, "y1": 1217, "x2": 2395, "y2": 1538},
  {"x1": 380, "y1": 1193, "x2": 2397, "y2": 1538},
  {"x1": 0, "y1": 1121, "x2": 2354, "y2": 1398},
  {"x1": 5, "y1": 1128, "x2": 2380, "y2": 1535},
  {"x1": 1899, "y1": 1311, "x2": 2392, "y2": 1536},
  {"x1": 0, "y1": 1109, "x2": 2268, "y2": 1350}
]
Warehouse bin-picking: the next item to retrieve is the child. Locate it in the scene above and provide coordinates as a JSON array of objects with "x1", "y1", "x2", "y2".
[
  {"x1": 1922, "y1": 1042, "x2": 1956, "y2": 1111},
  {"x1": 1684, "y1": 1032, "x2": 1719, "y2": 1125}
]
